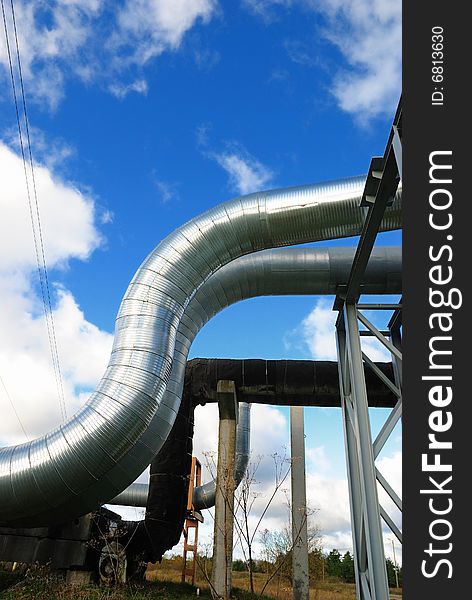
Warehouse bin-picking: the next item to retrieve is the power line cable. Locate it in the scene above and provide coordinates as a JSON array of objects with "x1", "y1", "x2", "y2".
[
  {"x1": 9, "y1": 0, "x2": 67, "y2": 421},
  {"x1": 0, "y1": 372, "x2": 29, "y2": 440},
  {"x1": 1, "y1": 0, "x2": 67, "y2": 422}
]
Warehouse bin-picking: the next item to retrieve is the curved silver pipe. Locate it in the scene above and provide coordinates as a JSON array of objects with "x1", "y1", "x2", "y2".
[
  {"x1": 192, "y1": 402, "x2": 251, "y2": 509},
  {"x1": 109, "y1": 245, "x2": 401, "y2": 510},
  {"x1": 0, "y1": 176, "x2": 401, "y2": 526},
  {"x1": 108, "y1": 403, "x2": 251, "y2": 510},
  {"x1": 108, "y1": 482, "x2": 149, "y2": 508}
]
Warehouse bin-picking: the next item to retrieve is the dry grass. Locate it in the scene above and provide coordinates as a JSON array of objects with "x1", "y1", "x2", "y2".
[
  {"x1": 1, "y1": 559, "x2": 402, "y2": 600},
  {"x1": 0, "y1": 571, "x2": 209, "y2": 600},
  {"x1": 146, "y1": 559, "x2": 399, "y2": 600},
  {"x1": 146, "y1": 558, "x2": 402, "y2": 600}
]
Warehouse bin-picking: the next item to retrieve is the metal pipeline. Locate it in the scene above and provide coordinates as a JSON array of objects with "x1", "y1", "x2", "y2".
[
  {"x1": 108, "y1": 482, "x2": 149, "y2": 507},
  {"x1": 0, "y1": 176, "x2": 401, "y2": 526},
  {"x1": 108, "y1": 245, "x2": 401, "y2": 510},
  {"x1": 107, "y1": 402, "x2": 251, "y2": 511}
]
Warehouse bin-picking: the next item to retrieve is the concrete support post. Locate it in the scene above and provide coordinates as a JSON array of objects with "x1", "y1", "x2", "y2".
[
  {"x1": 211, "y1": 380, "x2": 238, "y2": 600},
  {"x1": 290, "y1": 405, "x2": 309, "y2": 600}
]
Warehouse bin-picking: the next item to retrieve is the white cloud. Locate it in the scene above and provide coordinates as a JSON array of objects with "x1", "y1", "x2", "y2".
[
  {"x1": 243, "y1": 0, "x2": 401, "y2": 120},
  {"x1": 109, "y1": 79, "x2": 148, "y2": 99},
  {"x1": 4, "y1": 126, "x2": 75, "y2": 173},
  {"x1": 196, "y1": 126, "x2": 274, "y2": 195},
  {"x1": 0, "y1": 0, "x2": 217, "y2": 109},
  {"x1": 0, "y1": 142, "x2": 101, "y2": 270},
  {"x1": 0, "y1": 140, "x2": 111, "y2": 445},
  {"x1": 193, "y1": 402, "x2": 288, "y2": 487},
  {"x1": 100, "y1": 209, "x2": 114, "y2": 225},
  {"x1": 307, "y1": 450, "x2": 402, "y2": 556},
  {"x1": 242, "y1": 0, "x2": 294, "y2": 22},
  {"x1": 306, "y1": 472, "x2": 351, "y2": 533},
  {"x1": 300, "y1": 298, "x2": 338, "y2": 359},
  {"x1": 116, "y1": 0, "x2": 217, "y2": 65},
  {"x1": 0, "y1": 284, "x2": 113, "y2": 444},
  {"x1": 0, "y1": 1, "x2": 102, "y2": 110},
  {"x1": 307, "y1": 445, "x2": 330, "y2": 473},
  {"x1": 285, "y1": 298, "x2": 390, "y2": 361},
  {"x1": 212, "y1": 149, "x2": 274, "y2": 195},
  {"x1": 317, "y1": 0, "x2": 401, "y2": 120},
  {"x1": 152, "y1": 176, "x2": 180, "y2": 205},
  {"x1": 282, "y1": 297, "x2": 339, "y2": 358}
]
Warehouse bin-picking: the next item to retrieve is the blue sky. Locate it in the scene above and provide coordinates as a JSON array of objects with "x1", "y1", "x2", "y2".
[{"x1": 0, "y1": 0, "x2": 401, "y2": 562}]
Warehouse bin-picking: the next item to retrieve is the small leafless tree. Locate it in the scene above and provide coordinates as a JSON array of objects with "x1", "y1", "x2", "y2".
[
  {"x1": 259, "y1": 506, "x2": 322, "y2": 596},
  {"x1": 232, "y1": 451, "x2": 292, "y2": 594},
  {"x1": 202, "y1": 448, "x2": 322, "y2": 598},
  {"x1": 203, "y1": 450, "x2": 292, "y2": 595}
]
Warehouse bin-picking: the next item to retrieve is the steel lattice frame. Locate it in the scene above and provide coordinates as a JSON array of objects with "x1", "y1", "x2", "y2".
[
  {"x1": 336, "y1": 303, "x2": 402, "y2": 600},
  {"x1": 334, "y1": 99, "x2": 402, "y2": 600}
]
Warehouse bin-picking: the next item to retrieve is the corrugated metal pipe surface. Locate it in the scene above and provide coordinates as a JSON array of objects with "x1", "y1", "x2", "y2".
[
  {"x1": 189, "y1": 402, "x2": 252, "y2": 510},
  {"x1": 108, "y1": 245, "x2": 401, "y2": 510},
  {"x1": 0, "y1": 176, "x2": 401, "y2": 526},
  {"x1": 108, "y1": 483, "x2": 149, "y2": 508},
  {"x1": 107, "y1": 402, "x2": 251, "y2": 511}
]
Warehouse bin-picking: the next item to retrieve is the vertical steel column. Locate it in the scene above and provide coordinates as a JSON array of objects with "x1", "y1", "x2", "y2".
[
  {"x1": 333, "y1": 98, "x2": 401, "y2": 600},
  {"x1": 336, "y1": 325, "x2": 365, "y2": 600},
  {"x1": 211, "y1": 380, "x2": 238, "y2": 600},
  {"x1": 343, "y1": 303, "x2": 389, "y2": 600},
  {"x1": 290, "y1": 405, "x2": 309, "y2": 600}
]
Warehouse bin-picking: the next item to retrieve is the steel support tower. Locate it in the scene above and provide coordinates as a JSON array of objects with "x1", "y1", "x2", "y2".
[{"x1": 334, "y1": 100, "x2": 402, "y2": 600}]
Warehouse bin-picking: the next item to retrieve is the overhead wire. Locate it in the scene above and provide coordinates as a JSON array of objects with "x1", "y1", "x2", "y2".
[
  {"x1": 9, "y1": 0, "x2": 67, "y2": 422},
  {"x1": 0, "y1": 372, "x2": 29, "y2": 441},
  {"x1": 1, "y1": 0, "x2": 67, "y2": 422}
]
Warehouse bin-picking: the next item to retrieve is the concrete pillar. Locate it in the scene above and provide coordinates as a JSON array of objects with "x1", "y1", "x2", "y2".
[
  {"x1": 290, "y1": 405, "x2": 309, "y2": 600},
  {"x1": 211, "y1": 380, "x2": 238, "y2": 600}
]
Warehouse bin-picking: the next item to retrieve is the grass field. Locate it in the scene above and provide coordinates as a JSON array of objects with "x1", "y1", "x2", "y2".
[
  {"x1": 146, "y1": 559, "x2": 402, "y2": 600},
  {"x1": 0, "y1": 560, "x2": 402, "y2": 600}
]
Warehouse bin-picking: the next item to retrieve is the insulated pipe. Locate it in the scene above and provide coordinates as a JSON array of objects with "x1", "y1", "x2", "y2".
[
  {"x1": 110, "y1": 403, "x2": 251, "y2": 512},
  {"x1": 109, "y1": 245, "x2": 401, "y2": 510},
  {"x1": 189, "y1": 246, "x2": 401, "y2": 509},
  {"x1": 175, "y1": 402, "x2": 251, "y2": 511},
  {"x1": 0, "y1": 176, "x2": 401, "y2": 526},
  {"x1": 109, "y1": 482, "x2": 149, "y2": 507}
]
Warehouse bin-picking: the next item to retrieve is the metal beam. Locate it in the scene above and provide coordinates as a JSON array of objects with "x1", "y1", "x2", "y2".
[
  {"x1": 344, "y1": 153, "x2": 400, "y2": 304},
  {"x1": 333, "y1": 98, "x2": 402, "y2": 600},
  {"x1": 334, "y1": 100, "x2": 402, "y2": 309},
  {"x1": 359, "y1": 330, "x2": 391, "y2": 337},
  {"x1": 357, "y1": 304, "x2": 402, "y2": 311},
  {"x1": 344, "y1": 304, "x2": 390, "y2": 599},
  {"x1": 362, "y1": 353, "x2": 401, "y2": 400},
  {"x1": 380, "y1": 505, "x2": 402, "y2": 544},
  {"x1": 337, "y1": 323, "x2": 367, "y2": 597},
  {"x1": 389, "y1": 317, "x2": 403, "y2": 391},
  {"x1": 357, "y1": 311, "x2": 403, "y2": 361},
  {"x1": 392, "y1": 125, "x2": 403, "y2": 181},
  {"x1": 373, "y1": 399, "x2": 402, "y2": 459},
  {"x1": 376, "y1": 468, "x2": 402, "y2": 512},
  {"x1": 387, "y1": 297, "x2": 403, "y2": 332}
]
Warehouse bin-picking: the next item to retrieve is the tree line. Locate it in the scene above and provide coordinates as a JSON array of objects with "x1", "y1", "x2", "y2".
[{"x1": 232, "y1": 549, "x2": 402, "y2": 588}]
